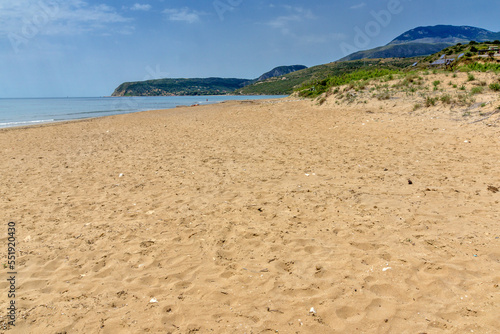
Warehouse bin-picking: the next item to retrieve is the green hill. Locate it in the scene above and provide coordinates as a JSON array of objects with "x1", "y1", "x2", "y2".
[
  {"x1": 234, "y1": 57, "x2": 421, "y2": 95},
  {"x1": 111, "y1": 65, "x2": 307, "y2": 97},
  {"x1": 295, "y1": 41, "x2": 500, "y2": 100},
  {"x1": 111, "y1": 78, "x2": 249, "y2": 96}
]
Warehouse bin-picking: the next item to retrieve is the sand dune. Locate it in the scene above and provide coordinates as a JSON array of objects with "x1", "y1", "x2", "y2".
[{"x1": 0, "y1": 96, "x2": 499, "y2": 333}]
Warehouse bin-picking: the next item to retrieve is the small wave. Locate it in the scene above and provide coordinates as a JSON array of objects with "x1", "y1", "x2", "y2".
[
  {"x1": 49, "y1": 109, "x2": 134, "y2": 117},
  {"x1": 0, "y1": 119, "x2": 55, "y2": 127}
]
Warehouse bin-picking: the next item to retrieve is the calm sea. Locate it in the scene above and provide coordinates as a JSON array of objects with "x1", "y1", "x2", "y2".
[{"x1": 0, "y1": 95, "x2": 285, "y2": 129}]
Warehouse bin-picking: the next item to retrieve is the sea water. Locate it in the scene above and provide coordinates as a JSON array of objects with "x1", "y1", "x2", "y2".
[{"x1": 0, "y1": 95, "x2": 286, "y2": 129}]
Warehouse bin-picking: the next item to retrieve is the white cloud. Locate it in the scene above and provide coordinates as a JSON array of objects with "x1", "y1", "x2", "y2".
[
  {"x1": 163, "y1": 8, "x2": 201, "y2": 24},
  {"x1": 0, "y1": 0, "x2": 131, "y2": 37},
  {"x1": 131, "y1": 4, "x2": 151, "y2": 11},
  {"x1": 301, "y1": 33, "x2": 347, "y2": 44},
  {"x1": 350, "y1": 2, "x2": 367, "y2": 10},
  {"x1": 266, "y1": 6, "x2": 345, "y2": 46},
  {"x1": 267, "y1": 6, "x2": 316, "y2": 35}
]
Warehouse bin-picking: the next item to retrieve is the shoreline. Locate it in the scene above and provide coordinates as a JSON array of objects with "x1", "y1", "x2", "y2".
[{"x1": 0, "y1": 95, "x2": 288, "y2": 132}]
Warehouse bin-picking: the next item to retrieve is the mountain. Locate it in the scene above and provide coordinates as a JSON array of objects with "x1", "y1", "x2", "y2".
[
  {"x1": 256, "y1": 65, "x2": 307, "y2": 81},
  {"x1": 111, "y1": 65, "x2": 307, "y2": 96},
  {"x1": 340, "y1": 25, "x2": 500, "y2": 61},
  {"x1": 339, "y1": 43, "x2": 451, "y2": 62},
  {"x1": 389, "y1": 25, "x2": 500, "y2": 45}
]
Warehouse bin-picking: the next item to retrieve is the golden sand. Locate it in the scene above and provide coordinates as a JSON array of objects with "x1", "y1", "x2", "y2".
[{"x1": 0, "y1": 94, "x2": 499, "y2": 333}]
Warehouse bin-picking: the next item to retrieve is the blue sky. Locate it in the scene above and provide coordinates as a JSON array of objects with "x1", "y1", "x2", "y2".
[{"x1": 1, "y1": 0, "x2": 500, "y2": 97}]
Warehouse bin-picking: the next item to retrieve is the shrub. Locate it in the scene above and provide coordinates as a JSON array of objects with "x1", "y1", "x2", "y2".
[
  {"x1": 471, "y1": 87, "x2": 484, "y2": 95},
  {"x1": 433, "y1": 80, "x2": 441, "y2": 87},
  {"x1": 489, "y1": 82, "x2": 500, "y2": 91},
  {"x1": 376, "y1": 91, "x2": 391, "y2": 100},
  {"x1": 297, "y1": 68, "x2": 400, "y2": 98},
  {"x1": 425, "y1": 96, "x2": 438, "y2": 107},
  {"x1": 413, "y1": 104, "x2": 422, "y2": 111},
  {"x1": 460, "y1": 62, "x2": 500, "y2": 73},
  {"x1": 457, "y1": 93, "x2": 475, "y2": 106},
  {"x1": 468, "y1": 73, "x2": 476, "y2": 81},
  {"x1": 440, "y1": 94, "x2": 452, "y2": 104}
]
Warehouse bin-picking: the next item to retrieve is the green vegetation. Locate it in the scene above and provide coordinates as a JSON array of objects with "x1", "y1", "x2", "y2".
[
  {"x1": 297, "y1": 68, "x2": 400, "y2": 98},
  {"x1": 425, "y1": 96, "x2": 438, "y2": 107},
  {"x1": 237, "y1": 58, "x2": 420, "y2": 96},
  {"x1": 375, "y1": 90, "x2": 391, "y2": 100},
  {"x1": 460, "y1": 62, "x2": 500, "y2": 73},
  {"x1": 440, "y1": 94, "x2": 452, "y2": 104},
  {"x1": 457, "y1": 93, "x2": 475, "y2": 106},
  {"x1": 340, "y1": 43, "x2": 452, "y2": 62},
  {"x1": 112, "y1": 78, "x2": 250, "y2": 97},
  {"x1": 290, "y1": 43, "x2": 500, "y2": 115},
  {"x1": 112, "y1": 65, "x2": 308, "y2": 96},
  {"x1": 471, "y1": 86, "x2": 484, "y2": 95},
  {"x1": 489, "y1": 82, "x2": 500, "y2": 91}
]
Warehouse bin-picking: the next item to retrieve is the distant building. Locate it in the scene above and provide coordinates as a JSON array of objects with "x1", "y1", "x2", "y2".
[{"x1": 478, "y1": 46, "x2": 499, "y2": 55}]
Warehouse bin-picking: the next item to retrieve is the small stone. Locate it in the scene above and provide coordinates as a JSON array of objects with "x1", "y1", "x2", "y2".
[
  {"x1": 487, "y1": 185, "x2": 499, "y2": 193},
  {"x1": 309, "y1": 307, "x2": 317, "y2": 315}
]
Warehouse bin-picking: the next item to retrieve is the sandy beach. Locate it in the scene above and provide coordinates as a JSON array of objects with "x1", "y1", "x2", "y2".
[{"x1": 0, "y1": 95, "x2": 499, "y2": 333}]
